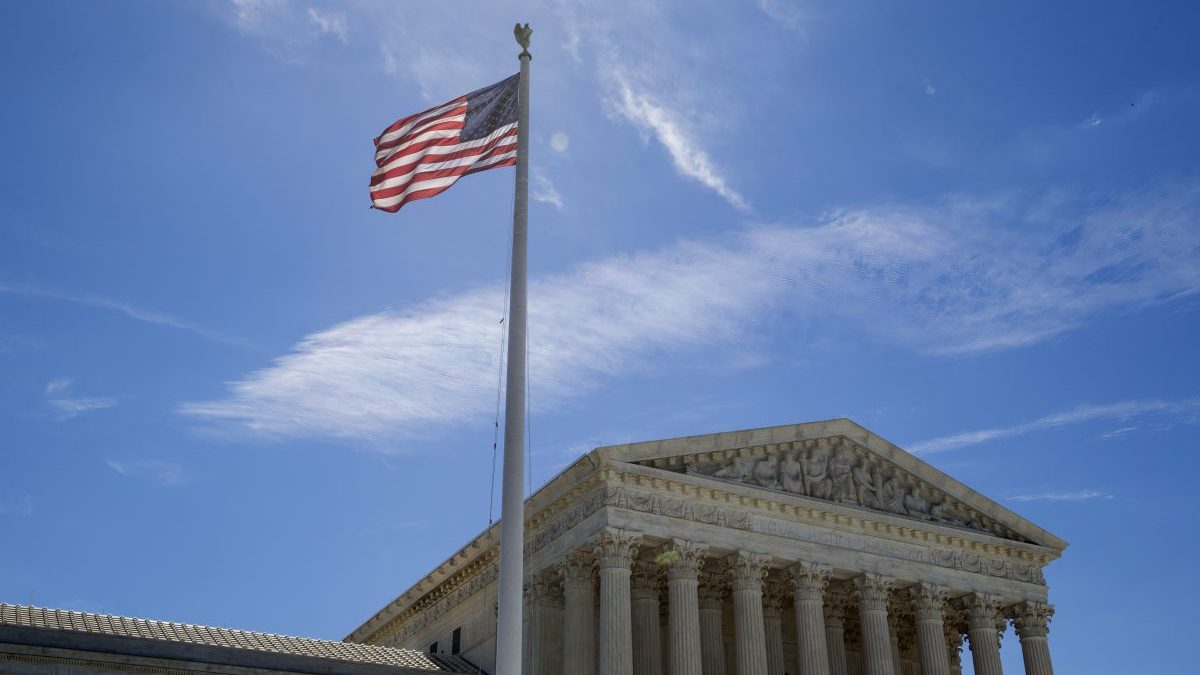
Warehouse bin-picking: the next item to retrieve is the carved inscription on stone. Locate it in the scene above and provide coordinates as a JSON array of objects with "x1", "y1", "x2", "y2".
[
  {"x1": 649, "y1": 437, "x2": 1028, "y2": 543},
  {"x1": 752, "y1": 514, "x2": 1045, "y2": 585}
]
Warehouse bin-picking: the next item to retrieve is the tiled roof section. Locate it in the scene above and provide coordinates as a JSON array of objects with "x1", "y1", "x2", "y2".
[{"x1": 0, "y1": 604, "x2": 469, "y2": 672}]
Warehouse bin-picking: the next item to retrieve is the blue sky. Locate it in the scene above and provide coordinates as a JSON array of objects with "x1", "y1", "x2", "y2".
[{"x1": 2, "y1": 1, "x2": 1198, "y2": 672}]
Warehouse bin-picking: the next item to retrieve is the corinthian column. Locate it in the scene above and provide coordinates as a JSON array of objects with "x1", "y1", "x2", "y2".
[
  {"x1": 853, "y1": 574, "x2": 895, "y2": 675},
  {"x1": 632, "y1": 561, "x2": 664, "y2": 675},
  {"x1": 788, "y1": 561, "x2": 832, "y2": 675},
  {"x1": 698, "y1": 569, "x2": 728, "y2": 675},
  {"x1": 942, "y1": 607, "x2": 964, "y2": 675},
  {"x1": 728, "y1": 552, "x2": 771, "y2": 675},
  {"x1": 526, "y1": 571, "x2": 564, "y2": 675},
  {"x1": 963, "y1": 593, "x2": 1004, "y2": 675},
  {"x1": 563, "y1": 548, "x2": 596, "y2": 675},
  {"x1": 823, "y1": 587, "x2": 851, "y2": 675},
  {"x1": 762, "y1": 582, "x2": 787, "y2": 675},
  {"x1": 596, "y1": 528, "x2": 642, "y2": 675},
  {"x1": 662, "y1": 540, "x2": 706, "y2": 675},
  {"x1": 885, "y1": 608, "x2": 903, "y2": 675},
  {"x1": 909, "y1": 584, "x2": 951, "y2": 675},
  {"x1": 1011, "y1": 602, "x2": 1054, "y2": 675}
]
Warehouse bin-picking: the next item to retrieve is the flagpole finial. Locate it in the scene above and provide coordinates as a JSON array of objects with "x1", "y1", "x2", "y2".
[{"x1": 513, "y1": 22, "x2": 532, "y2": 56}]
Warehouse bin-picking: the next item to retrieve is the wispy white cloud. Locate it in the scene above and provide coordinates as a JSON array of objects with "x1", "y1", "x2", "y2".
[
  {"x1": 532, "y1": 170, "x2": 564, "y2": 210},
  {"x1": 758, "y1": 0, "x2": 806, "y2": 31},
  {"x1": 106, "y1": 459, "x2": 184, "y2": 486},
  {"x1": 1008, "y1": 490, "x2": 1114, "y2": 502},
  {"x1": 0, "y1": 282, "x2": 251, "y2": 349},
  {"x1": 42, "y1": 378, "x2": 117, "y2": 419},
  {"x1": 49, "y1": 397, "x2": 117, "y2": 420},
  {"x1": 910, "y1": 398, "x2": 1200, "y2": 454},
  {"x1": 223, "y1": 0, "x2": 346, "y2": 63},
  {"x1": 605, "y1": 70, "x2": 749, "y2": 211},
  {"x1": 924, "y1": 81, "x2": 937, "y2": 97},
  {"x1": 1100, "y1": 425, "x2": 1139, "y2": 439},
  {"x1": 1082, "y1": 112, "x2": 1103, "y2": 129},
  {"x1": 307, "y1": 7, "x2": 347, "y2": 43},
  {"x1": 183, "y1": 182, "x2": 1200, "y2": 443}
]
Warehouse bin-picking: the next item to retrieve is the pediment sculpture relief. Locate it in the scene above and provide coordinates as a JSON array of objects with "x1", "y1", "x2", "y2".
[{"x1": 640, "y1": 437, "x2": 1028, "y2": 543}]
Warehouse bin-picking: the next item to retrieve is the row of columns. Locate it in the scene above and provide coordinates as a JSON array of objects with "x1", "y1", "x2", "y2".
[{"x1": 535, "y1": 529, "x2": 1055, "y2": 675}]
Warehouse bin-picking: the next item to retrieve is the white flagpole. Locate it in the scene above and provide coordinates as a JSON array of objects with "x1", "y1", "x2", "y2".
[{"x1": 494, "y1": 24, "x2": 531, "y2": 675}]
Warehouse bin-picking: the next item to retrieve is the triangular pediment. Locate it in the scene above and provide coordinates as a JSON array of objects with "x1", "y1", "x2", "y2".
[{"x1": 595, "y1": 419, "x2": 1066, "y2": 551}]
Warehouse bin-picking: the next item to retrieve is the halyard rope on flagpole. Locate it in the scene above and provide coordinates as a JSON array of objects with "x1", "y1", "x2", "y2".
[{"x1": 488, "y1": 171, "x2": 516, "y2": 526}]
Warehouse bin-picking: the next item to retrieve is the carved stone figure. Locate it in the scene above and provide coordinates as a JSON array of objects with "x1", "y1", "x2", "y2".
[
  {"x1": 779, "y1": 448, "x2": 805, "y2": 494},
  {"x1": 882, "y1": 473, "x2": 906, "y2": 514},
  {"x1": 804, "y1": 445, "x2": 831, "y2": 500},
  {"x1": 828, "y1": 447, "x2": 855, "y2": 503},
  {"x1": 712, "y1": 455, "x2": 753, "y2": 482},
  {"x1": 903, "y1": 484, "x2": 931, "y2": 519},
  {"x1": 852, "y1": 457, "x2": 878, "y2": 508},
  {"x1": 751, "y1": 454, "x2": 779, "y2": 488},
  {"x1": 929, "y1": 497, "x2": 963, "y2": 526}
]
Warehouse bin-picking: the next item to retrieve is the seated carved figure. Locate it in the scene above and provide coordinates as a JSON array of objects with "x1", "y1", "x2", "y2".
[
  {"x1": 751, "y1": 456, "x2": 778, "y2": 488},
  {"x1": 903, "y1": 484, "x2": 931, "y2": 518},
  {"x1": 779, "y1": 450, "x2": 805, "y2": 494},
  {"x1": 881, "y1": 474, "x2": 906, "y2": 513},
  {"x1": 852, "y1": 458, "x2": 878, "y2": 508},
  {"x1": 804, "y1": 450, "x2": 830, "y2": 500},
  {"x1": 828, "y1": 449, "x2": 855, "y2": 502}
]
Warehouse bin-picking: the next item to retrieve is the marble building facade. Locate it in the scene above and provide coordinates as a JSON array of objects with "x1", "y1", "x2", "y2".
[{"x1": 348, "y1": 419, "x2": 1066, "y2": 675}]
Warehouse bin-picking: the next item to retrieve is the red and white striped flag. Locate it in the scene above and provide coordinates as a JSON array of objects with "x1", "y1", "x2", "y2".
[{"x1": 370, "y1": 74, "x2": 520, "y2": 212}]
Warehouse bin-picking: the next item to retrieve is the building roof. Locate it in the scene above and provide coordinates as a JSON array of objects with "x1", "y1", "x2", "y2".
[
  {"x1": 349, "y1": 419, "x2": 1067, "y2": 643},
  {"x1": 0, "y1": 603, "x2": 477, "y2": 674}
]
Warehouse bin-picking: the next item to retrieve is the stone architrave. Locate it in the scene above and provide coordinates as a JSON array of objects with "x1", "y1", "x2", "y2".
[
  {"x1": 661, "y1": 540, "x2": 706, "y2": 675},
  {"x1": 963, "y1": 593, "x2": 1004, "y2": 675},
  {"x1": 631, "y1": 561, "x2": 664, "y2": 675},
  {"x1": 595, "y1": 528, "x2": 642, "y2": 675},
  {"x1": 788, "y1": 561, "x2": 832, "y2": 675},
  {"x1": 762, "y1": 582, "x2": 787, "y2": 675},
  {"x1": 698, "y1": 569, "x2": 728, "y2": 675},
  {"x1": 823, "y1": 586, "x2": 851, "y2": 675},
  {"x1": 1011, "y1": 602, "x2": 1055, "y2": 675},
  {"x1": 563, "y1": 548, "x2": 597, "y2": 675},
  {"x1": 909, "y1": 583, "x2": 951, "y2": 675},
  {"x1": 728, "y1": 552, "x2": 771, "y2": 675},
  {"x1": 853, "y1": 574, "x2": 896, "y2": 675}
]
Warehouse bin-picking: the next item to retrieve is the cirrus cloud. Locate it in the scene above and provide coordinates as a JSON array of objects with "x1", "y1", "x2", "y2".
[{"x1": 182, "y1": 181, "x2": 1200, "y2": 444}]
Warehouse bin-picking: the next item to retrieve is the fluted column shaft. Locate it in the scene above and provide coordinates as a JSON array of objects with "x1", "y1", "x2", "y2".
[
  {"x1": 909, "y1": 584, "x2": 951, "y2": 675},
  {"x1": 945, "y1": 625, "x2": 964, "y2": 675},
  {"x1": 729, "y1": 552, "x2": 770, "y2": 675},
  {"x1": 1013, "y1": 602, "x2": 1054, "y2": 675},
  {"x1": 700, "y1": 590, "x2": 724, "y2": 672},
  {"x1": 762, "y1": 594, "x2": 786, "y2": 675},
  {"x1": 854, "y1": 575, "x2": 895, "y2": 675},
  {"x1": 665, "y1": 541, "x2": 706, "y2": 675},
  {"x1": 964, "y1": 594, "x2": 1003, "y2": 675},
  {"x1": 563, "y1": 550, "x2": 597, "y2": 675},
  {"x1": 823, "y1": 591, "x2": 849, "y2": 675},
  {"x1": 789, "y1": 562, "x2": 832, "y2": 675},
  {"x1": 597, "y1": 529, "x2": 641, "y2": 675},
  {"x1": 525, "y1": 574, "x2": 564, "y2": 675},
  {"x1": 632, "y1": 563, "x2": 664, "y2": 675}
]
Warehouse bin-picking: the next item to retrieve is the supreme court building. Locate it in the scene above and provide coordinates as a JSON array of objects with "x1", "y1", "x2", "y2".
[{"x1": 349, "y1": 419, "x2": 1066, "y2": 675}]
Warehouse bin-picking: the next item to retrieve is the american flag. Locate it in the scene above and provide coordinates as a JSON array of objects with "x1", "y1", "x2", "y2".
[{"x1": 370, "y1": 74, "x2": 520, "y2": 212}]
